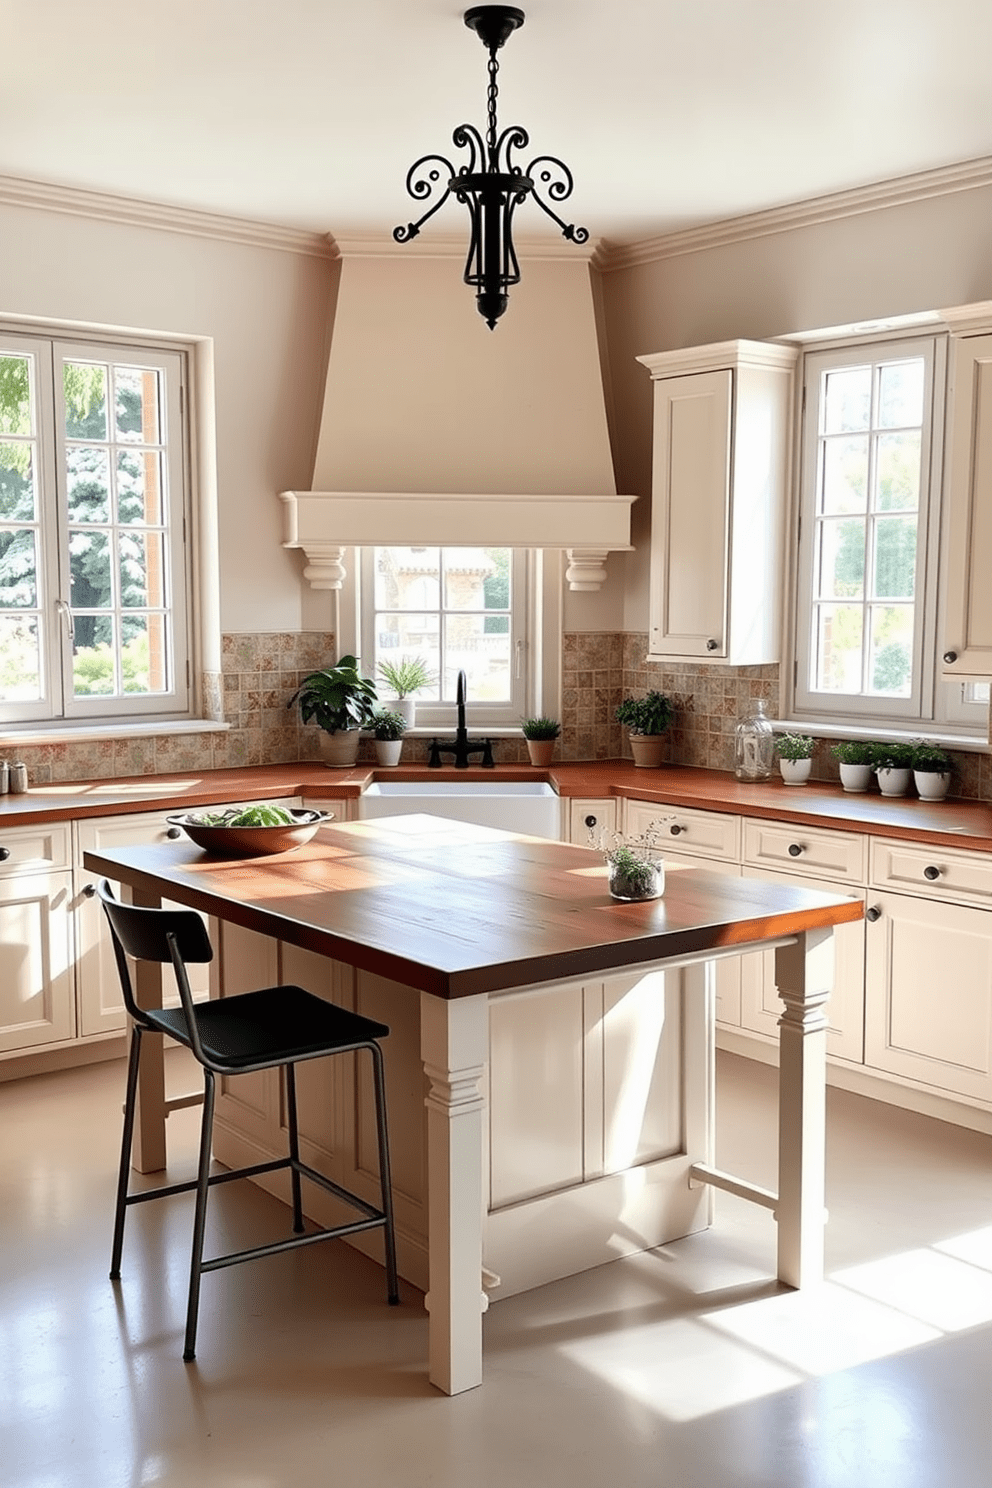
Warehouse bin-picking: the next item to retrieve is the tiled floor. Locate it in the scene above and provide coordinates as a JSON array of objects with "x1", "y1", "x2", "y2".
[{"x1": 2, "y1": 1049, "x2": 990, "y2": 1488}]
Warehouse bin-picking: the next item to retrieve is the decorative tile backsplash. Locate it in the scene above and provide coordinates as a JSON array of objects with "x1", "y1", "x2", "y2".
[{"x1": 9, "y1": 628, "x2": 992, "y2": 799}]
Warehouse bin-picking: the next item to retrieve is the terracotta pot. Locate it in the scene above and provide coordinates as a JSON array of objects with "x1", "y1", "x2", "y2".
[
  {"x1": 526, "y1": 738, "x2": 556, "y2": 767},
  {"x1": 628, "y1": 734, "x2": 666, "y2": 768},
  {"x1": 318, "y1": 729, "x2": 361, "y2": 768}
]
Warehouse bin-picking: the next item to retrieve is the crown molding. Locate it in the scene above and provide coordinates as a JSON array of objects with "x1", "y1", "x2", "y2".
[
  {"x1": 331, "y1": 230, "x2": 605, "y2": 264},
  {"x1": 0, "y1": 173, "x2": 335, "y2": 258},
  {"x1": 599, "y1": 154, "x2": 992, "y2": 273}
]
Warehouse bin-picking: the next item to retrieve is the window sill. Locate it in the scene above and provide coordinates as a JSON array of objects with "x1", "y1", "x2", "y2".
[
  {"x1": 0, "y1": 719, "x2": 231, "y2": 749},
  {"x1": 772, "y1": 719, "x2": 989, "y2": 753}
]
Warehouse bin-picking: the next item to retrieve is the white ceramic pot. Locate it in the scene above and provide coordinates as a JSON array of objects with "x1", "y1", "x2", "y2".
[
  {"x1": 914, "y1": 769, "x2": 951, "y2": 801},
  {"x1": 628, "y1": 733, "x2": 666, "y2": 768},
  {"x1": 779, "y1": 757, "x2": 812, "y2": 785},
  {"x1": 374, "y1": 739, "x2": 403, "y2": 767},
  {"x1": 876, "y1": 766, "x2": 911, "y2": 797},
  {"x1": 839, "y1": 762, "x2": 873, "y2": 793},
  {"x1": 390, "y1": 698, "x2": 416, "y2": 729},
  {"x1": 318, "y1": 729, "x2": 361, "y2": 768}
]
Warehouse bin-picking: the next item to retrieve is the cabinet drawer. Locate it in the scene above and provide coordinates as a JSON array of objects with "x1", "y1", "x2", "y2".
[
  {"x1": 0, "y1": 821, "x2": 72, "y2": 874},
  {"x1": 624, "y1": 798, "x2": 740, "y2": 862},
  {"x1": 870, "y1": 838, "x2": 992, "y2": 908},
  {"x1": 568, "y1": 798, "x2": 617, "y2": 845},
  {"x1": 744, "y1": 818, "x2": 866, "y2": 884}
]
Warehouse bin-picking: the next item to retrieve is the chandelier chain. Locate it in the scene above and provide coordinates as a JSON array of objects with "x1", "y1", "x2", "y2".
[{"x1": 486, "y1": 48, "x2": 499, "y2": 159}]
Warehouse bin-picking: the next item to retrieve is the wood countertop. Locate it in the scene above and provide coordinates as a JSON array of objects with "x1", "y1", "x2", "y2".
[
  {"x1": 83, "y1": 816, "x2": 864, "y2": 1000},
  {"x1": 2, "y1": 758, "x2": 991, "y2": 851}
]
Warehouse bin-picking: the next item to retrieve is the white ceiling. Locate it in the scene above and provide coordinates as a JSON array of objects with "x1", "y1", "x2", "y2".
[{"x1": 5, "y1": 0, "x2": 992, "y2": 245}]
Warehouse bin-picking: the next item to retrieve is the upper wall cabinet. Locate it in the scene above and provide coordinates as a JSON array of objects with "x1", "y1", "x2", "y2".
[
  {"x1": 941, "y1": 312, "x2": 992, "y2": 678},
  {"x1": 637, "y1": 341, "x2": 797, "y2": 665}
]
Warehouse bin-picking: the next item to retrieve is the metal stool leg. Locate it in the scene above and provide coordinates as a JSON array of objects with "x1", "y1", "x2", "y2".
[
  {"x1": 110, "y1": 1024, "x2": 144, "y2": 1280},
  {"x1": 183, "y1": 1069, "x2": 216, "y2": 1362},
  {"x1": 369, "y1": 1043, "x2": 400, "y2": 1305},
  {"x1": 285, "y1": 1063, "x2": 305, "y2": 1234}
]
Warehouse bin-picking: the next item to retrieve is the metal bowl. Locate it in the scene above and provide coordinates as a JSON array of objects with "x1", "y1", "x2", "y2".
[{"x1": 166, "y1": 809, "x2": 333, "y2": 858}]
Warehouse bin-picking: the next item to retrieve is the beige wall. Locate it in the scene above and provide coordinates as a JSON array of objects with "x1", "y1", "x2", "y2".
[
  {"x1": 600, "y1": 183, "x2": 992, "y2": 630},
  {"x1": 0, "y1": 197, "x2": 336, "y2": 633}
]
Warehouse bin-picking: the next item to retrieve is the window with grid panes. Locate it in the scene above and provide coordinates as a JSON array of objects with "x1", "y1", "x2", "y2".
[{"x1": 0, "y1": 332, "x2": 189, "y2": 725}]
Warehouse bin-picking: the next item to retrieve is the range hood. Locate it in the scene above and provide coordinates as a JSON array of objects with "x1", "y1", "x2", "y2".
[{"x1": 280, "y1": 245, "x2": 634, "y2": 592}]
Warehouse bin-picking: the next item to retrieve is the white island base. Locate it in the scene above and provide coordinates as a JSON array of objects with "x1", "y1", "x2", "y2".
[{"x1": 207, "y1": 922, "x2": 832, "y2": 1396}]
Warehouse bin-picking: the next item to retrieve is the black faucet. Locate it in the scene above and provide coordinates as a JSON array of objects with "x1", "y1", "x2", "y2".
[{"x1": 428, "y1": 669, "x2": 494, "y2": 768}]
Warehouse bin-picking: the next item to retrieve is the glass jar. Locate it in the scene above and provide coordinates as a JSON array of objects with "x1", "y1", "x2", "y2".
[{"x1": 734, "y1": 698, "x2": 775, "y2": 781}]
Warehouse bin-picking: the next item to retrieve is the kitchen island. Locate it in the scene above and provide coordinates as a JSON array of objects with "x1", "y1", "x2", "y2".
[{"x1": 85, "y1": 814, "x2": 862, "y2": 1395}]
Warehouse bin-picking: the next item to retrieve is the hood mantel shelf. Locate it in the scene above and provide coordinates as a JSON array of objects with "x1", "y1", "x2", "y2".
[{"x1": 279, "y1": 489, "x2": 635, "y2": 592}]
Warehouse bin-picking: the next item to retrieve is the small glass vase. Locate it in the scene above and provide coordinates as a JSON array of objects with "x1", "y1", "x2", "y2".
[
  {"x1": 734, "y1": 698, "x2": 775, "y2": 781},
  {"x1": 608, "y1": 852, "x2": 665, "y2": 902}
]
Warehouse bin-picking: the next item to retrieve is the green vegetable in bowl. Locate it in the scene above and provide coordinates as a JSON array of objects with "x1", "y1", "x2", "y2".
[{"x1": 188, "y1": 804, "x2": 297, "y2": 828}]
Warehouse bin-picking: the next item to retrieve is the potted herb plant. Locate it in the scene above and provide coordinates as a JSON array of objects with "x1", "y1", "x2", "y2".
[
  {"x1": 371, "y1": 710, "x2": 407, "y2": 767},
  {"x1": 287, "y1": 654, "x2": 378, "y2": 768},
  {"x1": 831, "y1": 739, "x2": 876, "y2": 794},
  {"x1": 870, "y1": 740, "x2": 915, "y2": 798},
  {"x1": 911, "y1": 740, "x2": 954, "y2": 801},
  {"x1": 521, "y1": 716, "x2": 561, "y2": 767},
  {"x1": 775, "y1": 732, "x2": 816, "y2": 785},
  {"x1": 614, "y1": 691, "x2": 674, "y2": 768},
  {"x1": 588, "y1": 818, "x2": 673, "y2": 902},
  {"x1": 376, "y1": 655, "x2": 436, "y2": 728}
]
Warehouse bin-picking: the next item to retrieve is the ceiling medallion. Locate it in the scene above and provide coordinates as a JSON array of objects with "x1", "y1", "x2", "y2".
[{"x1": 393, "y1": 5, "x2": 588, "y2": 329}]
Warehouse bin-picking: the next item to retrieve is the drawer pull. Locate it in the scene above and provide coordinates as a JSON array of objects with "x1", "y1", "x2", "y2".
[
  {"x1": 669, "y1": 823, "x2": 684, "y2": 836},
  {"x1": 82, "y1": 882, "x2": 97, "y2": 898},
  {"x1": 706, "y1": 638, "x2": 719, "y2": 652},
  {"x1": 787, "y1": 843, "x2": 803, "y2": 857},
  {"x1": 866, "y1": 905, "x2": 882, "y2": 922},
  {"x1": 584, "y1": 814, "x2": 598, "y2": 829},
  {"x1": 166, "y1": 827, "x2": 183, "y2": 840},
  {"x1": 0, "y1": 847, "x2": 9, "y2": 862},
  {"x1": 943, "y1": 650, "x2": 958, "y2": 665},
  {"x1": 923, "y1": 865, "x2": 941, "y2": 881}
]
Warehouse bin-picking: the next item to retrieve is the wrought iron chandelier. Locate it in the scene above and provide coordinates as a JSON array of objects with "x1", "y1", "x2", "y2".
[{"x1": 393, "y1": 5, "x2": 587, "y2": 329}]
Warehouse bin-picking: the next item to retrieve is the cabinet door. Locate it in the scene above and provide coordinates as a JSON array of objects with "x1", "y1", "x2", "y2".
[
  {"x1": 739, "y1": 868, "x2": 866, "y2": 1063},
  {"x1": 865, "y1": 889, "x2": 992, "y2": 1102},
  {"x1": 0, "y1": 869, "x2": 75, "y2": 1053},
  {"x1": 567, "y1": 798, "x2": 616, "y2": 844},
  {"x1": 648, "y1": 368, "x2": 732, "y2": 659},
  {"x1": 942, "y1": 333, "x2": 992, "y2": 676}
]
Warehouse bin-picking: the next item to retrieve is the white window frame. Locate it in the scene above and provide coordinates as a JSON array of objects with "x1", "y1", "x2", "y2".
[
  {"x1": 0, "y1": 327, "x2": 191, "y2": 728},
  {"x1": 787, "y1": 330, "x2": 988, "y2": 739},
  {"x1": 338, "y1": 546, "x2": 563, "y2": 732}
]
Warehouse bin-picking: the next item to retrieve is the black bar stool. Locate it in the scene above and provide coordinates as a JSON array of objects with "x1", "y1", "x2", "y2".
[{"x1": 97, "y1": 880, "x2": 399, "y2": 1361}]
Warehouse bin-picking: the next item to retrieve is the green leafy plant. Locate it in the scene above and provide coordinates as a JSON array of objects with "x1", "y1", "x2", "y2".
[
  {"x1": 870, "y1": 740, "x2": 915, "y2": 771},
  {"x1": 775, "y1": 732, "x2": 816, "y2": 761},
  {"x1": 376, "y1": 655, "x2": 436, "y2": 698},
  {"x1": 607, "y1": 844, "x2": 659, "y2": 899},
  {"x1": 187, "y1": 804, "x2": 296, "y2": 827},
  {"x1": 614, "y1": 691, "x2": 674, "y2": 736},
  {"x1": 830, "y1": 740, "x2": 875, "y2": 766},
  {"x1": 521, "y1": 716, "x2": 561, "y2": 740},
  {"x1": 372, "y1": 710, "x2": 407, "y2": 742},
  {"x1": 911, "y1": 740, "x2": 954, "y2": 774},
  {"x1": 287, "y1": 655, "x2": 378, "y2": 734}
]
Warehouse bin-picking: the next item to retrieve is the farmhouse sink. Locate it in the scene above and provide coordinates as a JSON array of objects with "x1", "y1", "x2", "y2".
[{"x1": 358, "y1": 781, "x2": 562, "y2": 839}]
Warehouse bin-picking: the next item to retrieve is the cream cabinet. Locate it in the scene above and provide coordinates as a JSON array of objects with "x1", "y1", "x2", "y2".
[
  {"x1": 637, "y1": 340, "x2": 797, "y2": 665},
  {"x1": 940, "y1": 327, "x2": 992, "y2": 678},
  {"x1": 623, "y1": 798, "x2": 743, "y2": 1028},
  {"x1": 864, "y1": 837, "x2": 992, "y2": 1103},
  {"x1": 566, "y1": 797, "x2": 617, "y2": 844},
  {"x1": 0, "y1": 821, "x2": 75, "y2": 1054}
]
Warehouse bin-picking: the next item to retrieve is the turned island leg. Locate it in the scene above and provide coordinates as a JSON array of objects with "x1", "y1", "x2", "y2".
[
  {"x1": 774, "y1": 927, "x2": 834, "y2": 1289},
  {"x1": 420, "y1": 990, "x2": 489, "y2": 1395}
]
